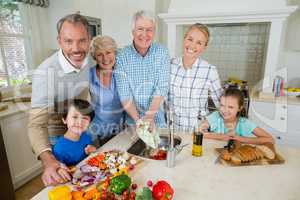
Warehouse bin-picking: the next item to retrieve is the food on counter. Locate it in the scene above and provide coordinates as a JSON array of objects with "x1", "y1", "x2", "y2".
[
  {"x1": 220, "y1": 149, "x2": 231, "y2": 161},
  {"x1": 48, "y1": 185, "x2": 72, "y2": 200},
  {"x1": 71, "y1": 190, "x2": 84, "y2": 200},
  {"x1": 71, "y1": 150, "x2": 141, "y2": 189},
  {"x1": 256, "y1": 145, "x2": 275, "y2": 159},
  {"x1": 149, "y1": 149, "x2": 167, "y2": 160},
  {"x1": 152, "y1": 180, "x2": 174, "y2": 200},
  {"x1": 131, "y1": 183, "x2": 138, "y2": 190},
  {"x1": 147, "y1": 180, "x2": 153, "y2": 187},
  {"x1": 135, "y1": 187, "x2": 153, "y2": 200},
  {"x1": 110, "y1": 174, "x2": 132, "y2": 195},
  {"x1": 83, "y1": 187, "x2": 100, "y2": 200},
  {"x1": 220, "y1": 144, "x2": 275, "y2": 164}
]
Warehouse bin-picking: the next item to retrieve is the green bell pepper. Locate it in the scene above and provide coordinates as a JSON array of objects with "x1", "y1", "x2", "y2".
[{"x1": 110, "y1": 174, "x2": 132, "y2": 195}]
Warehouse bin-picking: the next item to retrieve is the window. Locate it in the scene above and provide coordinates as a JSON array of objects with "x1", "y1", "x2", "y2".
[{"x1": 0, "y1": 1, "x2": 30, "y2": 88}]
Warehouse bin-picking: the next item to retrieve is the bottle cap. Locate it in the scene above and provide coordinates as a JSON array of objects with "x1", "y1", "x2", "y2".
[{"x1": 200, "y1": 111, "x2": 206, "y2": 117}]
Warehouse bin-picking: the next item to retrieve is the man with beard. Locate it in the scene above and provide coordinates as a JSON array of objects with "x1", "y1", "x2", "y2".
[{"x1": 28, "y1": 13, "x2": 93, "y2": 186}]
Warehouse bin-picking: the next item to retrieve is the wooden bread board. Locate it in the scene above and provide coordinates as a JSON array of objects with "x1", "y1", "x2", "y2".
[{"x1": 215, "y1": 144, "x2": 285, "y2": 166}]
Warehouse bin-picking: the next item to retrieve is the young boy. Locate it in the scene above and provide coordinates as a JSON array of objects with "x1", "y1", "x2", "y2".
[{"x1": 53, "y1": 99, "x2": 96, "y2": 167}]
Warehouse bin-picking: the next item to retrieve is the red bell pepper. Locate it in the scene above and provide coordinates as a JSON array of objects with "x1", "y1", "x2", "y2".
[{"x1": 152, "y1": 180, "x2": 174, "y2": 200}]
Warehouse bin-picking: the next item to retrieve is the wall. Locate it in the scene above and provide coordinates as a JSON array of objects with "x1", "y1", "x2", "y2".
[
  {"x1": 155, "y1": 0, "x2": 171, "y2": 46},
  {"x1": 46, "y1": 0, "x2": 156, "y2": 50},
  {"x1": 168, "y1": 0, "x2": 286, "y2": 13},
  {"x1": 46, "y1": 0, "x2": 102, "y2": 51},
  {"x1": 284, "y1": 0, "x2": 300, "y2": 87},
  {"x1": 41, "y1": 0, "x2": 300, "y2": 87},
  {"x1": 101, "y1": 0, "x2": 155, "y2": 47},
  {"x1": 160, "y1": 0, "x2": 300, "y2": 87}
]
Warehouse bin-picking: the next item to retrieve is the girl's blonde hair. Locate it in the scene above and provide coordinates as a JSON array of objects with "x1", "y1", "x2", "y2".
[
  {"x1": 184, "y1": 23, "x2": 210, "y2": 46},
  {"x1": 90, "y1": 35, "x2": 117, "y2": 59}
]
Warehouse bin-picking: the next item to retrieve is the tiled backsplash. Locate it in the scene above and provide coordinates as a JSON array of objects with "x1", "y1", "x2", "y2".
[{"x1": 201, "y1": 23, "x2": 270, "y2": 86}]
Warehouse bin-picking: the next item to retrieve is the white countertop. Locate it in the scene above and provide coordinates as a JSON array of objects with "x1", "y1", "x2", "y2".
[
  {"x1": 32, "y1": 128, "x2": 300, "y2": 200},
  {"x1": 0, "y1": 102, "x2": 31, "y2": 119},
  {"x1": 250, "y1": 91, "x2": 300, "y2": 105}
]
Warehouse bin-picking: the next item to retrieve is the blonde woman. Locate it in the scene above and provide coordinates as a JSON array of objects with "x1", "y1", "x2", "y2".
[
  {"x1": 88, "y1": 35, "x2": 124, "y2": 145},
  {"x1": 169, "y1": 23, "x2": 223, "y2": 132}
]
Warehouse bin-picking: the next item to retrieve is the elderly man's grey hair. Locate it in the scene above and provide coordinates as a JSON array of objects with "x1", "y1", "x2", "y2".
[
  {"x1": 131, "y1": 10, "x2": 156, "y2": 31},
  {"x1": 56, "y1": 13, "x2": 89, "y2": 35}
]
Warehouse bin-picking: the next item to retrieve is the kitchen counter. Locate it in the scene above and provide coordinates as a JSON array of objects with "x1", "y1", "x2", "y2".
[
  {"x1": 32, "y1": 128, "x2": 300, "y2": 200},
  {"x1": 0, "y1": 102, "x2": 31, "y2": 119},
  {"x1": 250, "y1": 90, "x2": 300, "y2": 105}
]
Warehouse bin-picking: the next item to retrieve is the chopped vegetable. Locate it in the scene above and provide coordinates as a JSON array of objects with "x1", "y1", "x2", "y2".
[
  {"x1": 48, "y1": 185, "x2": 72, "y2": 200},
  {"x1": 147, "y1": 180, "x2": 153, "y2": 187},
  {"x1": 131, "y1": 183, "x2": 138, "y2": 190},
  {"x1": 110, "y1": 174, "x2": 132, "y2": 195},
  {"x1": 135, "y1": 187, "x2": 153, "y2": 200},
  {"x1": 71, "y1": 190, "x2": 84, "y2": 200},
  {"x1": 83, "y1": 187, "x2": 99, "y2": 200}
]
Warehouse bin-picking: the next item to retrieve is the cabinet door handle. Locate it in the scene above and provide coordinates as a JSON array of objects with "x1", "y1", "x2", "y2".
[
  {"x1": 282, "y1": 105, "x2": 287, "y2": 109},
  {"x1": 280, "y1": 117, "x2": 285, "y2": 120},
  {"x1": 276, "y1": 136, "x2": 281, "y2": 140}
]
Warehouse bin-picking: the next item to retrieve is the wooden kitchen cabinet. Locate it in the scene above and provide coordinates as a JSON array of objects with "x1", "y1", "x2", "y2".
[
  {"x1": 249, "y1": 100, "x2": 300, "y2": 148},
  {"x1": 0, "y1": 111, "x2": 42, "y2": 189}
]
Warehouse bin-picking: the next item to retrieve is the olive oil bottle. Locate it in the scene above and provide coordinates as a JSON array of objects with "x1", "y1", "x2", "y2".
[
  {"x1": 192, "y1": 130, "x2": 203, "y2": 157},
  {"x1": 192, "y1": 111, "x2": 205, "y2": 157}
]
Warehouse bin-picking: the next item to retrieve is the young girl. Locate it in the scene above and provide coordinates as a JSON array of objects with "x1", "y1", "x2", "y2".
[
  {"x1": 200, "y1": 88, "x2": 274, "y2": 144},
  {"x1": 53, "y1": 99, "x2": 97, "y2": 168}
]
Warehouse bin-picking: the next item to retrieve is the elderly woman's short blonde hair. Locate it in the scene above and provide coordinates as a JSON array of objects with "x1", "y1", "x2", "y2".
[{"x1": 90, "y1": 35, "x2": 117, "y2": 59}]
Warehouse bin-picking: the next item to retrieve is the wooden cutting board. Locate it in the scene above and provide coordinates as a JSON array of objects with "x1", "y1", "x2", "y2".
[{"x1": 215, "y1": 144, "x2": 285, "y2": 166}]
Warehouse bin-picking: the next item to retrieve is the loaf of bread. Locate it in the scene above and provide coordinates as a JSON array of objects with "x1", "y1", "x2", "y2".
[
  {"x1": 219, "y1": 143, "x2": 276, "y2": 165},
  {"x1": 230, "y1": 154, "x2": 242, "y2": 165},
  {"x1": 256, "y1": 145, "x2": 275, "y2": 160},
  {"x1": 221, "y1": 149, "x2": 231, "y2": 161}
]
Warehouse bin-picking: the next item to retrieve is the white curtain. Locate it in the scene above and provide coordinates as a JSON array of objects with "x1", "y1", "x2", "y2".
[{"x1": 19, "y1": 3, "x2": 50, "y2": 70}]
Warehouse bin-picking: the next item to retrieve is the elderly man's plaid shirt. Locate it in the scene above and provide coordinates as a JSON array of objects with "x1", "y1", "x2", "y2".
[
  {"x1": 169, "y1": 57, "x2": 223, "y2": 132},
  {"x1": 115, "y1": 43, "x2": 170, "y2": 127}
]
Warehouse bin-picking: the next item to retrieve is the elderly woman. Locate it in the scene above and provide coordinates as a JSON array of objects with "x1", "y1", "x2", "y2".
[
  {"x1": 169, "y1": 23, "x2": 223, "y2": 132},
  {"x1": 88, "y1": 35, "x2": 124, "y2": 146}
]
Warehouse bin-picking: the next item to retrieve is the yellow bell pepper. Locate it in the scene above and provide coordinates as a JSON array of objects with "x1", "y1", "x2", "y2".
[
  {"x1": 48, "y1": 185, "x2": 72, "y2": 200},
  {"x1": 114, "y1": 167, "x2": 129, "y2": 177}
]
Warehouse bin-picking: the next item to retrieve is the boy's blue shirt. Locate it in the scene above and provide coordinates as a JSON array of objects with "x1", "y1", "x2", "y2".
[
  {"x1": 53, "y1": 132, "x2": 92, "y2": 166},
  {"x1": 206, "y1": 111, "x2": 257, "y2": 136}
]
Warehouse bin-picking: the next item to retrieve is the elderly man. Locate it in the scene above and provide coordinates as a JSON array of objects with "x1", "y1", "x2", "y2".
[
  {"x1": 115, "y1": 10, "x2": 170, "y2": 130},
  {"x1": 28, "y1": 13, "x2": 93, "y2": 186}
]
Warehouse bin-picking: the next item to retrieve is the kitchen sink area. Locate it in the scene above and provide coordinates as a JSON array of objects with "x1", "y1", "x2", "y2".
[{"x1": 127, "y1": 134, "x2": 182, "y2": 160}]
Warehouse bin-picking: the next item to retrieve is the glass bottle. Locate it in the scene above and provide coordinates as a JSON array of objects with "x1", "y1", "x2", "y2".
[{"x1": 192, "y1": 111, "x2": 206, "y2": 157}]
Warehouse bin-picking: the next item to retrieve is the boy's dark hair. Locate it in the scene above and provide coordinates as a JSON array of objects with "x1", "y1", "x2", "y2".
[
  {"x1": 55, "y1": 99, "x2": 95, "y2": 120},
  {"x1": 222, "y1": 88, "x2": 246, "y2": 117}
]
